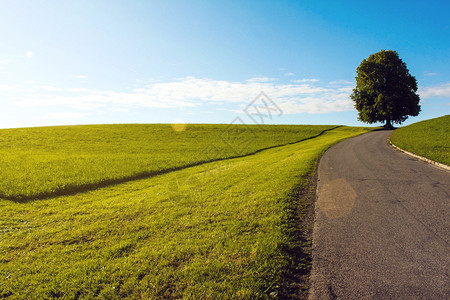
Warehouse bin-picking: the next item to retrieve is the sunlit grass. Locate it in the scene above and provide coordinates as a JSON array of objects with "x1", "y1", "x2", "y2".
[
  {"x1": 390, "y1": 115, "x2": 449, "y2": 165},
  {"x1": 0, "y1": 126, "x2": 371, "y2": 299},
  {"x1": 0, "y1": 124, "x2": 336, "y2": 201}
]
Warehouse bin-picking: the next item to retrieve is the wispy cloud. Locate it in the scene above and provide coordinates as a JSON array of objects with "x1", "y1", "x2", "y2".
[
  {"x1": 284, "y1": 72, "x2": 295, "y2": 76},
  {"x1": 8, "y1": 76, "x2": 356, "y2": 115},
  {"x1": 0, "y1": 85, "x2": 18, "y2": 92},
  {"x1": 44, "y1": 112, "x2": 89, "y2": 119},
  {"x1": 291, "y1": 78, "x2": 319, "y2": 83},
  {"x1": 246, "y1": 77, "x2": 277, "y2": 83},
  {"x1": 15, "y1": 79, "x2": 448, "y2": 118},
  {"x1": 278, "y1": 95, "x2": 353, "y2": 114},
  {"x1": 424, "y1": 71, "x2": 439, "y2": 77},
  {"x1": 41, "y1": 86, "x2": 62, "y2": 92},
  {"x1": 26, "y1": 51, "x2": 33, "y2": 58},
  {"x1": 74, "y1": 75, "x2": 87, "y2": 79},
  {"x1": 419, "y1": 83, "x2": 450, "y2": 98},
  {"x1": 329, "y1": 80, "x2": 353, "y2": 85}
]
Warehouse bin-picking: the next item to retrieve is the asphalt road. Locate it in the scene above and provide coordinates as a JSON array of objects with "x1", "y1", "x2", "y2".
[{"x1": 309, "y1": 129, "x2": 450, "y2": 299}]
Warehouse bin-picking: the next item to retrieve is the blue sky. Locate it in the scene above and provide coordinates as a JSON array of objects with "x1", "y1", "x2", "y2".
[{"x1": 1, "y1": 0, "x2": 449, "y2": 128}]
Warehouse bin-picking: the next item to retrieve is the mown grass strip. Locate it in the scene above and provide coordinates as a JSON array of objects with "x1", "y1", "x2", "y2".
[
  {"x1": 390, "y1": 115, "x2": 449, "y2": 165},
  {"x1": 0, "y1": 124, "x2": 336, "y2": 201},
  {"x1": 0, "y1": 126, "x2": 371, "y2": 299}
]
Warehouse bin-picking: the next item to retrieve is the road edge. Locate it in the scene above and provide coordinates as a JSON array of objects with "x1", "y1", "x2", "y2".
[{"x1": 388, "y1": 139, "x2": 450, "y2": 172}]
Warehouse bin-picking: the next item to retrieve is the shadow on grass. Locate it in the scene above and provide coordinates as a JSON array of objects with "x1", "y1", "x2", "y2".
[
  {"x1": 274, "y1": 171, "x2": 318, "y2": 299},
  {"x1": 372, "y1": 127, "x2": 396, "y2": 131},
  {"x1": 2, "y1": 127, "x2": 342, "y2": 203}
]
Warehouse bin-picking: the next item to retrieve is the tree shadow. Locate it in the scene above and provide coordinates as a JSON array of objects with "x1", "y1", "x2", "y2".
[
  {"x1": 372, "y1": 126, "x2": 396, "y2": 131},
  {"x1": 275, "y1": 172, "x2": 318, "y2": 299}
]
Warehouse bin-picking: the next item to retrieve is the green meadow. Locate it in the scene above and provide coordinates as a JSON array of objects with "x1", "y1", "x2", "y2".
[
  {"x1": 0, "y1": 125, "x2": 371, "y2": 299},
  {"x1": 390, "y1": 115, "x2": 450, "y2": 165},
  {"x1": 0, "y1": 124, "x2": 335, "y2": 201}
]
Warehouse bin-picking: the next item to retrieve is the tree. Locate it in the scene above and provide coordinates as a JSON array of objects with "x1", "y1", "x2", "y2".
[{"x1": 350, "y1": 50, "x2": 420, "y2": 128}]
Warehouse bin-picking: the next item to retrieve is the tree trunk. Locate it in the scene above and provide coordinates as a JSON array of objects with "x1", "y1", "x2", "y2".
[{"x1": 384, "y1": 116, "x2": 393, "y2": 129}]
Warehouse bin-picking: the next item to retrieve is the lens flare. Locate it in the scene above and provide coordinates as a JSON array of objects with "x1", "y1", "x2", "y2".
[{"x1": 171, "y1": 123, "x2": 187, "y2": 132}]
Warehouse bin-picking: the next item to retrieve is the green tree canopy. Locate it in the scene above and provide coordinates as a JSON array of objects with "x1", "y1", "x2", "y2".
[{"x1": 350, "y1": 50, "x2": 420, "y2": 128}]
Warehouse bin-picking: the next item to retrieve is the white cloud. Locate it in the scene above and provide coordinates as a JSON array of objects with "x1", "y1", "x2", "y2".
[
  {"x1": 0, "y1": 84, "x2": 36, "y2": 93},
  {"x1": 419, "y1": 83, "x2": 450, "y2": 99},
  {"x1": 424, "y1": 71, "x2": 439, "y2": 77},
  {"x1": 246, "y1": 77, "x2": 278, "y2": 83},
  {"x1": 4, "y1": 77, "x2": 448, "y2": 127},
  {"x1": 279, "y1": 96, "x2": 353, "y2": 114},
  {"x1": 336, "y1": 86, "x2": 353, "y2": 93},
  {"x1": 41, "y1": 86, "x2": 62, "y2": 92},
  {"x1": 6, "y1": 76, "x2": 360, "y2": 115},
  {"x1": 284, "y1": 72, "x2": 295, "y2": 76},
  {"x1": 291, "y1": 78, "x2": 320, "y2": 83},
  {"x1": 26, "y1": 51, "x2": 33, "y2": 58},
  {"x1": 67, "y1": 88, "x2": 91, "y2": 93},
  {"x1": 74, "y1": 75, "x2": 87, "y2": 79},
  {"x1": 44, "y1": 112, "x2": 88, "y2": 119},
  {"x1": 329, "y1": 80, "x2": 353, "y2": 85},
  {"x1": 0, "y1": 85, "x2": 17, "y2": 92}
]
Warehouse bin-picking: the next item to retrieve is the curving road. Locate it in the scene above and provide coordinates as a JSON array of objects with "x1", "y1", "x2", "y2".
[{"x1": 309, "y1": 130, "x2": 450, "y2": 299}]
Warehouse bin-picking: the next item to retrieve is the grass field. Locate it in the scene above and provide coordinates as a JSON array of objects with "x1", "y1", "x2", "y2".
[
  {"x1": 0, "y1": 124, "x2": 336, "y2": 201},
  {"x1": 0, "y1": 125, "x2": 371, "y2": 299},
  {"x1": 390, "y1": 115, "x2": 449, "y2": 165}
]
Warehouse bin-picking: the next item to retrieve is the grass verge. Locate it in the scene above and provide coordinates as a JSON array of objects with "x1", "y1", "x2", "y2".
[
  {"x1": 0, "y1": 126, "x2": 370, "y2": 299},
  {"x1": 390, "y1": 115, "x2": 449, "y2": 165}
]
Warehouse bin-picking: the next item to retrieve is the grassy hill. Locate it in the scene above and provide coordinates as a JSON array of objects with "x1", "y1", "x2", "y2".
[
  {"x1": 0, "y1": 124, "x2": 335, "y2": 201},
  {"x1": 390, "y1": 115, "x2": 449, "y2": 166},
  {"x1": 0, "y1": 125, "x2": 371, "y2": 299}
]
